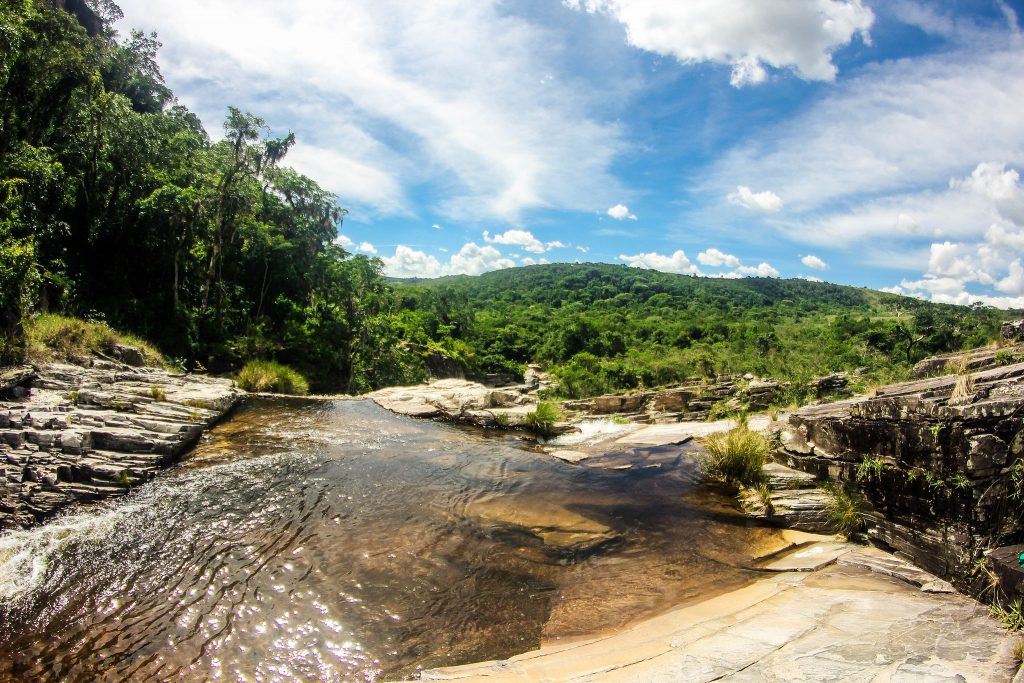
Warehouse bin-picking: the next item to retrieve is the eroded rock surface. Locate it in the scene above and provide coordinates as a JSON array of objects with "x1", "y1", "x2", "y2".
[
  {"x1": 419, "y1": 547, "x2": 1016, "y2": 682},
  {"x1": 779, "y1": 359, "x2": 1024, "y2": 584},
  {"x1": 0, "y1": 361, "x2": 242, "y2": 529}
]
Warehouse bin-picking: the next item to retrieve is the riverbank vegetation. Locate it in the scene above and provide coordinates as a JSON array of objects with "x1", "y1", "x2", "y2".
[
  {"x1": 1, "y1": 1, "x2": 1018, "y2": 397},
  {"x1": 236, "y1": 360, "x2": 309, "y2": 395}
]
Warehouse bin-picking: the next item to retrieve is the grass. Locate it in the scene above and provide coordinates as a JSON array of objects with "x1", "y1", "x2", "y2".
[
  {"x1": 992, "y1": 599, "x2": 1024, "y2": 631},
  {"x1": 822, "y1": 482, "x2": 868, "y2": 537},
  {"x1": 149, "y1": 385, "x2": 166, "y2": 402},
  {"x1": 1013, "y1": 638, "x2": 1024, "y2": 662},
  {"x1": 25, "y1": 314, "x2": 165, "y2": 367},
  {"x1": 950, "y1": 372, "x2": 976, "y2": 400},
  {"x1": 236, "y1": 360, "x2": 310, "y2": 395},
  {"x1": 524, "y1": 401, "x2": 562, "y2": 437},
  {"x1": 697, "y1": 427, "x2": 771, "y2": 486}
]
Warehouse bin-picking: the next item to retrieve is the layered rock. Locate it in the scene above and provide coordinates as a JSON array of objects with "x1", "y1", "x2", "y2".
[
  {"x1": 0, "y1": 361, "x2": 242, "y2": 530},
  {"x1": 778, "y1": 359, "x2": 1024, "y2": 585},
  {"x1": 365, "y1": 379, "x2": 573, "y2": 432}
]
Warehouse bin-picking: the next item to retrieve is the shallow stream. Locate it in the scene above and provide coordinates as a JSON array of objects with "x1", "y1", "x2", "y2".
[{"x1": 0, "y1": 398, "x2": 782, "y2": 681}]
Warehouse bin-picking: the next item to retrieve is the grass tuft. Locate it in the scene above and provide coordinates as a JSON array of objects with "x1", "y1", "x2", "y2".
[
  {"x1": 25, "y1": 314, "x2": 164, "y2": 367},
  {"x1": 992, "y1": 600, "x2": 1024, "y2": 632},
  {"x1": 524, "y1": 401, "x2": 562, "y2": 437},
  {"x1": 951, "y1": 372, "x2": 976, "y2": 400},
  {"x1": 822, "y1": 482, "x2": 868, "y2": 537},
  {"x1": 236, "y1": 360, "x2": 309, "y2": 395},
  {"x1": 698, "y1": 427, "x2": 771, "y2": 486}
]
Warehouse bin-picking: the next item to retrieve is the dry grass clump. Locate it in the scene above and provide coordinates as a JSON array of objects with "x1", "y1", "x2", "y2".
[
  {"x1": 698, "y1": 427, "x2": 771, "y2": 486},
  {"x1": 25, "y1": 314, "x2": 164, "y2": 367},
  {"x1": 950, "y1": 372, "x2": 976, "y2": 400},
  {"x1": 236, "y1": 360, "x2": 309, "y2": 395}
]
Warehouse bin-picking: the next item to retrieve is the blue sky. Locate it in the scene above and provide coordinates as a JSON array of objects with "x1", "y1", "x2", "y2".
[{"x1": 117, "y1": 0, "x2": 1024, "y2": 307}]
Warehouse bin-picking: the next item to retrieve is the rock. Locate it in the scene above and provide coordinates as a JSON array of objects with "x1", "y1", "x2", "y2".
[
  {"x1": 110, "y1": 343, "x2": 147, "y2": 367},
  {"x1": 0, "y1": 366, "x2": 35, "y2": 398},
  {"x1": 401, "y1": 342, "x2": 465, "y2": 380},
  {"x1": 807, "y1": 371, "x2": 850, "y2": 398},
  {"x1": 989, "y1": 544, "x2": 1024, "y2": 601},
  {"x1": 0, "y1": 362, "x2": 242, "y2": 530},
  {"x1": 1003, "y1": 319, "x2": 1024, "y2": 342},
  {"x1": 460, "y1": 497, "x2": 620, "y2": 554},
  {"x1": 778, "y1": 356, "x2": 1024, "y2": 587},
  {"x1": 366, "y1": 379, "x2": 544, "y2": 430}
]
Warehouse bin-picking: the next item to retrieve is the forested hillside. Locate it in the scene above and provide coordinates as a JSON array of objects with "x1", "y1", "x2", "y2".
[
  {"x1": 389, "y1": 264, "x2": 1017, "y2": 399},
  {"x1": 0, "y1": 1, "x2": 1017, "y2": 398}
]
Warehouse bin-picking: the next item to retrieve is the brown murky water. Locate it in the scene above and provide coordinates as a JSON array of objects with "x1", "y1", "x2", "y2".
[{"x1": 0, "y1": 398, "x2": 784, "y2": 681}]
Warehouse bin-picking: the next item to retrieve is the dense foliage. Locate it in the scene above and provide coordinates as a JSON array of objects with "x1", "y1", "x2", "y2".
[
  {"x1": 389, "y1": 264, "x2": 1017, "y2": 399},
  {"x1": 0, "y1": 0, "x2": 410, "y2": 391}
]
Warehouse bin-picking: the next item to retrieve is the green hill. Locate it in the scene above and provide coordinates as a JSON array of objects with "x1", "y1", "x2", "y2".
[{"x1": 388, "y1": 263, "x2": 1017, "y2": 400}]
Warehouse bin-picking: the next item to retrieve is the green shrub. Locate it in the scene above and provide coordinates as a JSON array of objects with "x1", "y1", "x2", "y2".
[
  {"x1": 25, "y1": 314, "x2": 164, "y2": 367},
  {"x1": 822, "y1": 482, "x2": 867, "y2": 537},
  {"x1": 697, "y1": 427, "x2": 770, "y2": 486},
  {"x1": 524, "y1": 401, "x2": 562, "y2": 436},
  {"x1": 236, "y1": 360, "x2": 310, "y2": 395}
]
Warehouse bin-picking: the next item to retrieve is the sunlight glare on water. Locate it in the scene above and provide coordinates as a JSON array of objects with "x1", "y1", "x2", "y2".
[{"x1": 0, "y1": 398, "x2": 783, "y2": 682}]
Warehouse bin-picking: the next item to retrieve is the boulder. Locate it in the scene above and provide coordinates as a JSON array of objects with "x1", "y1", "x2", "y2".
[{"x1": 1002, "y1": 319, "x2": 1024, "y2": 342}]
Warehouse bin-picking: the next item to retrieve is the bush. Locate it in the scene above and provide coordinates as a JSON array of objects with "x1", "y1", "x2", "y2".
[
  {"x1": 697, "y1": 427, "x2": 771, "y2": 486},
  {"x1": 524, "y1": 401, "x2": 562, "y2": 436},
  {"x1": 25, "y1": 314, "x2": 164, "y2": 366},
  {"x1": 236, "y1": 360, "x2": 310, "y2": 395},
  {"x1": 822, "y1": 482, "x2": 867, "y2": 537}
]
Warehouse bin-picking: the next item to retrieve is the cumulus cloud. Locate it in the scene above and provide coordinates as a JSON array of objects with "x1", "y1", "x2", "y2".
[
  {"x1": 382, "y1": 242, "x2": 516, "y2": 278},
  {"x1": 607, "y1": 203, "x2": 638, "y2": 220},
  {"x1": 483, "y1": 229, "x2": 546, "y2": 253},
  {"x1": 119, "y1": 0, "x2": 627, "y2": 222},
  {"x1": 357, "y1": 241, "x2": 377, "y2": 254},
  {"x1": 546, "y1": 240, "x2": 569, "y2": 249},
  {"x1": 564, "y1": 0, "x2": 873, "y2": 86},
  {"x1": 621, "y1": 249, "x2": 779, "y2": 278},
  {"x1": 576, "y1": 245, "x2": 591, "y2": 253},
  {"x1": 697, "y1": 248, "x2": 741, "y2": 268},
  {"x1": 737, "y1": 262, "x2": 781, "y2": 278},
  {"x1": 801, "y1": 254, "x2": 827, "y2": 270},
  {"x1": 333, "y1": 234, "x2": 354, "y2": 248},
  {"x1": 727, "y1": 186, "x2": 784, "y2": 213},
  {"x1": 798, "y1": 274, "x2": 824, "y2": 282},
  {"x1": 619, "y1": 250, "x2": 700, "y2": 275}
]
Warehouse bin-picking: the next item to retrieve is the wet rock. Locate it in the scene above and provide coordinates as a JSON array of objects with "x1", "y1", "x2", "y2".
[
  {"x1": 460, "y1": 497, "x2": 620, "y2": 554},
  {"x1": 0, "y1": 361, "x2": 242, "y2": 530},
  {"x1": 366, "y1": 379, "x2": 545, "y2": 430}
]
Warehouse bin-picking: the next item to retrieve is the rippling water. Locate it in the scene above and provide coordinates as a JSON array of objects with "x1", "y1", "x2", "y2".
[{"x1": 0, "y1": 398, "x2": 784, "y2": 681}]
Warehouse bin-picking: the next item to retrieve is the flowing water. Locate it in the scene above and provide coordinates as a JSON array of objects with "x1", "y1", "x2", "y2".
[{"x1": 0, "y1": 398, "x2": 784, "y2": 682}]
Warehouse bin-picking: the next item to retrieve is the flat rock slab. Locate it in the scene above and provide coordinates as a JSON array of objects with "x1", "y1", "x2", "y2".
[
  {"x1": 366, "y1": 379, "x2": 537, "y2": 428},
  {"x1": 419, "y1": 559, "x2": 1017, "y2": 682},
  {"x1": 757, "y1": 541, "x2": 851, "y2": 572},
  {"x1": 615, "y1": 415, "x2": 775, "y2": 447},
  {"x1": 838, "y1": 545, "x2": 955, "y2": 593}
]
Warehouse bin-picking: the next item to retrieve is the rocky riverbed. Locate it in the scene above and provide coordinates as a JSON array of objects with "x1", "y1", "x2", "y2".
[{"x1": 0, "y1": 361, "x2": 242, "y2": 529}]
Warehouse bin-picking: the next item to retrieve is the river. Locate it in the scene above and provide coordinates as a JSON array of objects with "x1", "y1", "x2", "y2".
[{"x1": 0, "y1": 397, "x2": 784, "y2": 681}]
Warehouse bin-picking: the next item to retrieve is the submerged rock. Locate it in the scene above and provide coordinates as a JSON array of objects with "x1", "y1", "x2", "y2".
[{"x1": 459, "y1": 497, "x2": 620, "y2": 554}]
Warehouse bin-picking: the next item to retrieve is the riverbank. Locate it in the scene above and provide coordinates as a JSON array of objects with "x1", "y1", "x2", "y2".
[
  {"x1": 418, "y1": 540, "x2": 1018, "y2": 681},
  {"x1": 0, "y1": 360, "x2": 242, "y2": 529}
]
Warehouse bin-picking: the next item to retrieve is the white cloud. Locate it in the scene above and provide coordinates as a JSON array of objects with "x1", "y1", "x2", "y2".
[
  {"x1": 119, "y1": 0, "x2": 627, "y2": 222},
  {"x1": 697, "y1": 248, "x2": 741, "y2": 268},
  {"x1": 382, "y1": 242, "x2": 515, "y2": 278},
  {"x1": 564, "y1": 0, "x2": 873, "y2": 86},
  {"x1": 357, "y1": 241, "x2": 377, "y2": 254},
  {"x1": 801, "y1": 254, "x2": 827, "y2": 270},
  {"x1": 997, "y1": 259, "x2": 1024, "y2": 295},
  {"x1": 576, "y1": 245, "x2": 591, "y2": 253},
  {"x1": 618, "y1": 250, "x2": 700, "y2": 275},
  {"x1": 333, "y1": 234, "x2": 354, "y2": 248},
  {"x1": 607, "y1": 203, "x2": 638, "y2": 220},
  {"x1": 382, "y1": 245, "x2": 444, "y2": 278},
  {"x1": 737, "y1": 262, "x2": 781, "y2": 278},
  {"x1": 483, "y1": 229, "x2": 546, "y2": 253},
  {"x1": 545, "y1": 240, "x2": 569, "y2": 249},
  {"x1": 798, "y1": 274, "x2": 824, "y2": 282},
  {"x1": 727, "y1": 186, "x2": 784, "y2": 213},
  {"x1": 432, "y1": 223, "x2": 442, "y2": 230}
]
